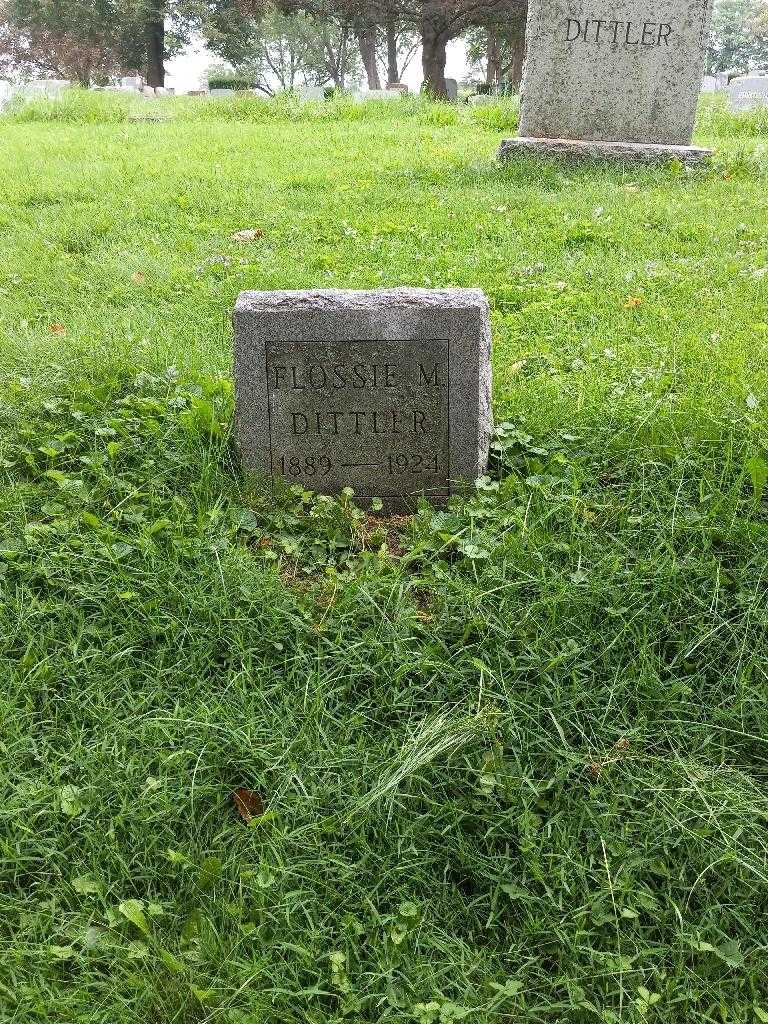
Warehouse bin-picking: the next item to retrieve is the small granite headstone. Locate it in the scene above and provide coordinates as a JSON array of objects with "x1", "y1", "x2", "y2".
[
  {"x1": 499, "y1": 0, "x2": 714, "y2": 164},
  {"x1": 445, "y1": 78, "x2": 459, "y2": 102},
  {"x1": 233, "y1": 289, "x2": 492, "y2": 510}
]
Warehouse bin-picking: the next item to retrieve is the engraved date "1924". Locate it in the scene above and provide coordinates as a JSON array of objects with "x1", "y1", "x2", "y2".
[{"x1": 277, "y1": 453, "x2": 441, "y2": 477}]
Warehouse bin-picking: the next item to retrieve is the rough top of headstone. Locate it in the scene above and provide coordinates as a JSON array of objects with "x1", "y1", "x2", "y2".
[
  {"x1": 519, "y1": 0, "x2": 714, "y2": 146},
  {"x1": 234, "y1": 287, "x2": 488, "y2": 314}
]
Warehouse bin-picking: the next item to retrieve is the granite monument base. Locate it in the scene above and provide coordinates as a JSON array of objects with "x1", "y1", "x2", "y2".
[{"x1": 498, "y1": 137, "x2": 713, "y2": 165}]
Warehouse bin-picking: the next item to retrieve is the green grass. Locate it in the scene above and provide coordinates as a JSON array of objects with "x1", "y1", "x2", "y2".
[{"x1": 1, "y1": 90, "x2": 768, "y2": 1024}]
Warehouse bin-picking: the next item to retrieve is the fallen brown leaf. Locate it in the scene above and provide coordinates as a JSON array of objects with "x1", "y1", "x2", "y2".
[
  {"x1": 49, "y1": 323, "x2": 66, "y2": 334},
  {"x1": 131, "y1": 272, "x2": 146, "y2": 284},
  {"x1": 232, "y1": 787, "x2": 264, "y2": 823},
  {"x1": 624, "y1": 296, "x2": 643, "y2": 309}
]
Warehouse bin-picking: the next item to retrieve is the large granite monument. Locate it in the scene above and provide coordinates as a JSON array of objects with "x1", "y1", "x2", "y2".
[
  {"x1": 233, "y1": 289, "x2": 492, "y2": 510},
  {"x1": 499, "y1": 0, "x2": 714, "y2": 164}
]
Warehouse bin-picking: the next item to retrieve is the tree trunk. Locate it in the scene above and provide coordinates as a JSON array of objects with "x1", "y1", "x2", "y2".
[
  {"x1": 486, "y1": 26, "x2": 500, "y2": 87},
  {"x1": 356, "y1": 24, "x2": 381, "y2": 90},
  {"x1": 420, "y1": 23, "x2": 447, "y2": 98},
  {"x1": 75, "y1": 61, "x2": 92, "y2": 88},
  {"x1": 145, "y1": 0, "x2": 165, "y2": 88},
  {"x1": 509, "y1": 27, "x2": 525, "y2": 91},
  {"x1": 386, "y1": 16, "x2": 399, "y2": 84},
  {"x1": 338, "y1": 25, "x2": 348, "y2": 89},
  {"x1": 321, "y1": 28, "x2": 342, "y2": 89}
]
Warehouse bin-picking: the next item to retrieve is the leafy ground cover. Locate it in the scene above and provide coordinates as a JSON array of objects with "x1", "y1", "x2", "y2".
[{"x1": 0, "y1": 92, "x2": 767, "y2": 1023}]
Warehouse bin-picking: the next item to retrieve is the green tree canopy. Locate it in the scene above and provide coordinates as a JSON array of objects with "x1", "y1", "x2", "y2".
[
  {"x1": 708, "y1": 0, "x2": 768, "y2": 73},
  {"x1": 0, "y1": 0, "x2": 249, "y2": 86},
  {"x1": 205, "y1": 5, "x2": 362, "y2": 91},
  {"x1": 0, "y1": 0, "x2": 144, "y2": 84}
]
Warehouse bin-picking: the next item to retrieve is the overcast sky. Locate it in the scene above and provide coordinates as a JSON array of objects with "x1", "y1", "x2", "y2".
[{"x1": 165, "y1": 36, "x2": 470, "y2": 93}]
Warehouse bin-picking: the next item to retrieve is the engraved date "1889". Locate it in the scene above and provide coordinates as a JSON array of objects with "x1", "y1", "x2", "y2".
[{"x1": 278, "y1": 455, "x2": 333, "y2": 477}]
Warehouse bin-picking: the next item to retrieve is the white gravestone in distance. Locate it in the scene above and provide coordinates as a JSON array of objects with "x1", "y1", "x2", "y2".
[
  {"x1": 499, "y1": 0, "x2": 714, "y2": 164},
  {"x1": 26, "y1": 79, "x2": 70, "y2": 98},
  {"x1": 350, "y1": 89, "x2": 400, "y2": 101},
  {"x1": 729, "y1": 73, "x2": 768, "y2": 112},
  {"x1": 0, "y1": 80, "x2": 14, "y2": 111},
  {"x1": 362, "y1": 89, "x2": 401, "y2": 100},
  {"x1": 295, "y1": 86, "x2": 327, "y2": 101}
]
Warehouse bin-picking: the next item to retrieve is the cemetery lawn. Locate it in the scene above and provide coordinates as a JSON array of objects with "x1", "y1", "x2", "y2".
[{"x1": 1, "y1": 94, "x2": 768, "y2": 1024}]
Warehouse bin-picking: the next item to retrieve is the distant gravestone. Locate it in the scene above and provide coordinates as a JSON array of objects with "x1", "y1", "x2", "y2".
[
  {"x1": 296, "y1": 86, "x2": 326, "y2": 101},
  {"x1": 499, "y1": 0, "x2": 714, "y2": 164},
  {"x1": 729, "y1": 73, "x2": 768, "y2": 111},
  {"x1": 233, "y1": 289, "x2": 492, "y2": 510},
  {"x1": 28, "y1": 79, "x2": 70, "y2": 97},
  {"x1": 359, "y1": 89, "x2": 401, "y2": 100},
  {"x1": 0, "y1": 80, "x2": 13, "y2": 111},
  {"x1": 445, "y1": 78, "x2": 459, "y2": 102}
]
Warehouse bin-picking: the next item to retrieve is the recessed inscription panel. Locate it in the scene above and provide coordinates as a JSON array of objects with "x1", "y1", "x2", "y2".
[{"x1": 266, "y1": 339, "x2": 449, "y2": 500}]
